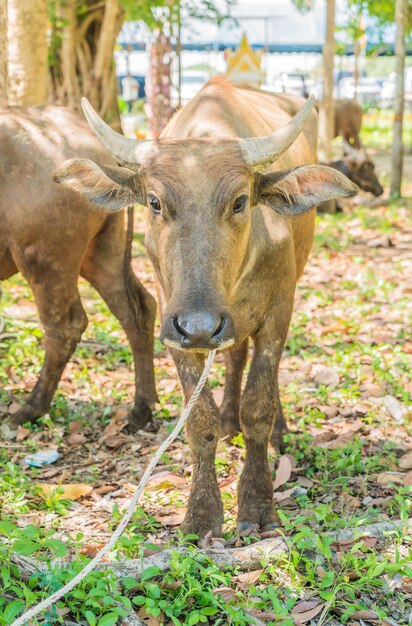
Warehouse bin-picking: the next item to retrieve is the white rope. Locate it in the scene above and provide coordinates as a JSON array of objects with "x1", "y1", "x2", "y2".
[{"x1": 12, "y1": 350, "x2": 216, "y2": 626}]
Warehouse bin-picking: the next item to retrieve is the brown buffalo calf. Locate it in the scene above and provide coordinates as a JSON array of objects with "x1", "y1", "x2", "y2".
[
  {"x1": 56, "y1": 77, "x2": 357, "y2": 537},
  {"x1": 0, "y1": 105, "x2": 157, "y2": 434}
]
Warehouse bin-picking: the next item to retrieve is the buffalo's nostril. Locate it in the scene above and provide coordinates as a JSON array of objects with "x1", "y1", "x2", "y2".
[
  {"x1": 173, "y1": 316, "x2": 189, "y2": 339},
  {"x1": 212, "y1": 316, "x2": 226, "y2": 339},
  {"x1": 163, "y1": 309, "x2": 235, "y2": 350}
]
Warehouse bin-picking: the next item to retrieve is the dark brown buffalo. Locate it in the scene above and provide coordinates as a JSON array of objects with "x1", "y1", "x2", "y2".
[
  {"x1": 334, "y1": 99, "x2": 364, "y2": 149},
  {"x1": 328, "y1": 140, "x2": 383, "y2": 196},
  {"x1": 314, "y1": 99, "x2": 363, "y2": 149},
  {"x1": 0, "y1": 105, "x2": 157, "y2": 434},
  {"x1": 56, "y1": 77, "x2": 357, "y2": 537}
]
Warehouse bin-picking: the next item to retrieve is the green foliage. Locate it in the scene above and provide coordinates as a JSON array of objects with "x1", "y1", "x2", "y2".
[{"x1": 119, "y1": 0, "x2": 234, "y2": 32}]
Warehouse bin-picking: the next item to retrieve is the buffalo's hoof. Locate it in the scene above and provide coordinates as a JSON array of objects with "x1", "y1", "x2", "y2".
[
  {"x1": 127, "y1": 399, "x2": 154, "y2": 433},
  {"x1": 1, "y1": 403, "x2": 42, "y2": 439},
  {"x1": 180, "y1": 518, "x2": 223, "y2": 540}
]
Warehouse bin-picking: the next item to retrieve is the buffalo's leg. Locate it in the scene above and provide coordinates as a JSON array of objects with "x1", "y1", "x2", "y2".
[
  {"x1": 4, "y1": 260, "x2": 87, "y2": 429},
  {"x1": 81, "y1": 214, "x2": 157, "y2": 431},
  {"x1": 171, "y1": 349, "x2": 223, "y2": 537},
  {"x1": 220, "y1": 339, "x2": 248, "y2": 440},
  {"x1": 237, "y1": 299, "x2": 293, "y2": 531}
]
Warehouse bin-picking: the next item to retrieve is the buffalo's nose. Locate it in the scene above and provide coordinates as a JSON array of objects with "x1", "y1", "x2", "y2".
[{"x1": 162, "y1": 310, "x2": 235, "y2": 350}]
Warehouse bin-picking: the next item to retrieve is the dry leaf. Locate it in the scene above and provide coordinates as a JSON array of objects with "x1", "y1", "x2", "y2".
[
  {"x1": 147, "y1": 471, "x2": 186, "y2": 488},
  {"x1": 16, "y1": 426, "x2": 31, "y2": 442},
  {"x1": 37, "y1": 483, "x2": 93, "y2": 500},
  {"x1": 100, "y1": 410, "x2": 128, "y2": 442},
  {"x1": 292, "y1": 600, "x2": 324, "y2": 623},
  {"x1": 65, "y1": 432, "x2": 86, "y2": 447},
  {"x1": 351, "y1": 609, "x2": 379, "y2": 621},
  {"x1": 155, "y1": 508, "x2": 187, "y2": 526},
  {"x1": 104, "y1": 435, "x2": 127, "y2": 449},
  {"x1": 399, "y1": 450, "x2": 412, "y2": 470},
  {"x1": 401, "y1": 341, "x2": 412, "y2": 354},
  {"x1": 160, "y1": 580, "x2": 183, "y2": 590},
  {"x1": 213, "y1": 586, "x2": 238, "y2": 603},
  {"x1": 94, "y1": 484, "x2": 117, "y2": 495},
  {"x1": 234, "y1": 569, "x2": 263, "y2": 585},
  {"x1": 273, "y1": 455, "x2": 292, "y2": 490},
  {"x1": 80, "y1": 543, "x2": 105, "y2": 558},
  {"x1": 404, "y1": 470, "x2": 412, "y2": 486},
  {"x1": 316, "y1": 433, "x2": 354, "y2": 449},
  {"x1": 137, "y1": 606, "x2": 162, "y2": 626},
  {"x1": 312, "y1": 365, "x2": 340, "y2": 387},
  {"x1": 376, "y1": 471, "x2": 405, "y2": 485},
  {"x1": 384, "y1": 395, "x2": 408, "y2": 423},
  {"x1": 292, "y1": 600, "x2": 321, "y2": 615}
]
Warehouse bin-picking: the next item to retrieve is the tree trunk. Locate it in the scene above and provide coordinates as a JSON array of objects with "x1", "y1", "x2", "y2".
[
  {"x1": 49, "y1": 0, "x2": 124, "y2": 128},
  {"x1": 319, "y1": 0, "x2": 335, "y2": 162},
  {"x1": 7, "y1": 0, "x2": 48, "y2": 106},
  {"x1": 0, "y1": 0, "x2": 7, "y2": 105},
  {"x1": 146, "y1": 29, "x2": 173, "y2": 138},
  {"x1": 390, "y1": 0, "x2": 407, "y2": 197}
]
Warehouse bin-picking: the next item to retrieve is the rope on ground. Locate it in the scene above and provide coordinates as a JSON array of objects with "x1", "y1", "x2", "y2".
[{"x1": 11, "y1": 349, "x2": 216, "y2": 626}]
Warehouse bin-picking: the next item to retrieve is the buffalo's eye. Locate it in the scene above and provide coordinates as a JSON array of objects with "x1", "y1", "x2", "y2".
[
  {"x1": 233, "y1": 194, "x2": 248, "y2": 214},
  {"x1": 148, "y1": 193, "x2": 161, "y2": 214}
]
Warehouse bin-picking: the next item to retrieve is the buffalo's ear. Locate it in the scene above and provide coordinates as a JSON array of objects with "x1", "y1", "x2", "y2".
[
  {"x1": 54, "y1": 159, "x2": 144, "y2": 212},
  {"x1": 256, "y1": 164, "x2": 358, "y2": 216}
]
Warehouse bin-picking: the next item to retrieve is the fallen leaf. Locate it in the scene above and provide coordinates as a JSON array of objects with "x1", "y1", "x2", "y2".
[
  {"x1": 155, "y1": 508, "x2": 187, "y2": 526},
  {"x1": 384, "y1": 395, "x2": 408, "y2": 423},
  {"x1": 404, "y1": 470, "x2": 412, "y2": 486},
  {"x1": 316, "y1": 432, "x2": 354, "y2": 449},
  {"x1": 296, "y1": 476, "x2": 314, "y2": 488},
  {"x1": 292, "y1": 600, "x2": 322, "y2": 615},
  {"x1": 104, "y1": 435, "x2": 127, "y2": 449},
  {"x1": 273, "y1": 455, "x2": 293, "y2": 490},
  {"x1": 399, "y1": 450, "x2": 412, "y2": 470},
  {"x1": 351, "y1": 609, "x2": 379, "y2": 621},
  {"x1": 213, "y1": 586, "x2": 238, "y2": 603},
  {"x1": 312, "y1": 365, "x2": 340, "y2": 387},
  {"x1": 99, "y1": 410, "x2": 128, "y2": 442},
  {"x1": 36, "y1": 483, "x2": 93, "y2": 500},
  {"x1": 401, "y1": 341, "x2": 412, "y2": 354},
  {"x1": 137, "y1": 606, "x2": 162, "y2": 626},
  {"x1": 234, "y1": 569, "x2": 263, "y2": 585},
  {"x1": 376, "y1": 471, "x2": 405, "y2": 485},
  {"x1": 65, "y1": 432, "x2": 86, "y2": 447},
  {"x1": 292, "y1": 600, "x2": 324, "y2": 623},
  {"x1": 94, "y1": 484, "x2": 117, "y2": 495},
  {"x1": 80, "y1": 543, "x2": 105, "y2": 558},
  {"x1": 16, "y1": 426, "x2": 31, "y2": 442},
  {"x1": 147, "y1": 471, "x2": 186, "y2": 488},
  {"x1": 160, "y1": 580, "x2": 183, "y2": 590}
]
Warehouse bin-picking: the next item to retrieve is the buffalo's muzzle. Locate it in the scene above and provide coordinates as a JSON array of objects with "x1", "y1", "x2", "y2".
[{"x1": 161, "y1": 309, "x2": 235, "y2": 351}]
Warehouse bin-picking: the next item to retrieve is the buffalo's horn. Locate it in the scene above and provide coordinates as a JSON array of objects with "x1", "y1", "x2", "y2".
[
  {"x1": 81, "y1": 98, "x2": 152, "y2": 166},
  {"x1": 238, "y1": 94, "x2": 316, "y2": 171}
]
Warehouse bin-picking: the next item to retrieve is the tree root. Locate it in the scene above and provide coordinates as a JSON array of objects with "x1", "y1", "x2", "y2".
[{"x1": 5, "y1": 519, "x2": 411, "y2": 625}]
